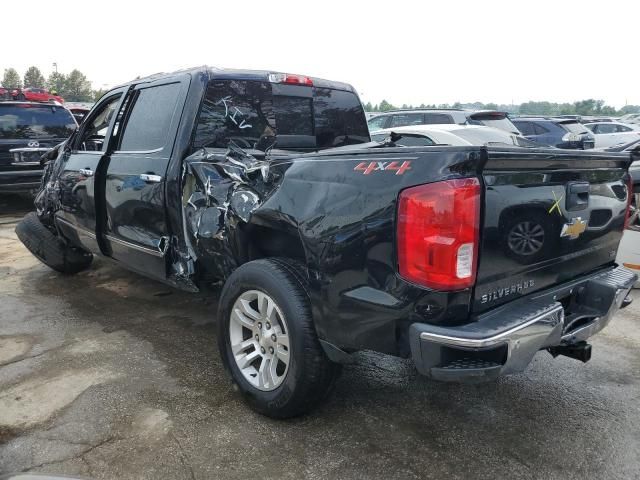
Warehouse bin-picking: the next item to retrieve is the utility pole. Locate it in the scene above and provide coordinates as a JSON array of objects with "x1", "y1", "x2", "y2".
[{"x1": 52, "y1": 62, "x2": 58, "y2": 74}]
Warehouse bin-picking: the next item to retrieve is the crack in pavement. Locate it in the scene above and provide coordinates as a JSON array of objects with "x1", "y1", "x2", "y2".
[{"x1": 24, "y1": 435, "x2": 122, "y2": 473}]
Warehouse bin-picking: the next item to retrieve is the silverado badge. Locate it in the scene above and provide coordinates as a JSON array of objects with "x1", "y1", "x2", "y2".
[{"x1": 560, "y1": 217, "x2": 587, "y2": 239}]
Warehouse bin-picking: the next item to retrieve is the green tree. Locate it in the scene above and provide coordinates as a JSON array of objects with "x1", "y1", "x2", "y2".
[
  {"x1": 363, "y1": 101, "x2": 373, "y2": 112},
  {"x1": 46, "y1": 72, "x2": 67, "y2": 95},
  {"x1": 63, "y1": 69, "x2": 93, "y2": 101},
  {"x1": 23, "y1": 66, "x2": 45, "y2": 88},
  {"x1": 2, "y1": 68, "x2": 22, "y2": 88},
  {"x1": 378, "y1": 99, "x2": 395, "y2": 112},
  {"x1": 93, "y1": 88, "x2": 108, "y2": 101}
]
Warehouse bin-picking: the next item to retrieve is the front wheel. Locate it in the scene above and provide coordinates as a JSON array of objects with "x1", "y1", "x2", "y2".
[{"x1": 217, "y1": 258, "x2": 340, "y2": 418}]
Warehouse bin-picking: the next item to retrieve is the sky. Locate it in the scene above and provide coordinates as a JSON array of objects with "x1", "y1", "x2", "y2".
[{"x1": 2, "y1": 0, "x2": 639, "y2": 108}]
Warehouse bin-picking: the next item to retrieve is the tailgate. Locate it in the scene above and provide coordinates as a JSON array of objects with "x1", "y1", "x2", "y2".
[{"x1": 474, "y1": 147, "x2": 632, "y2": 313}]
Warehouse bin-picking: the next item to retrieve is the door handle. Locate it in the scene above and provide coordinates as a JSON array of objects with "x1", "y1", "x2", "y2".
[
  {"x1": 79, "y1": 168, "x2": 94, "y2": 176},
  {"x1": 139, "y1": 174, "x2": 162, "y2": 183}
]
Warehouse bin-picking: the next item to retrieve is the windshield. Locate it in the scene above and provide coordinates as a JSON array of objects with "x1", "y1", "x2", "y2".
[
  {"x1": 193, "y1": 80, "x2": 369, "y2": 151},
  {"x1": 0, "y1": 105, "x2": 76, "y2": 139}
]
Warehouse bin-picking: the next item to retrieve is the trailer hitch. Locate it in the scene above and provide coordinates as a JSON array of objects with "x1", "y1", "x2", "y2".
[{"x1": 547, "y1": 342, "x2": 592, "y2": 363}]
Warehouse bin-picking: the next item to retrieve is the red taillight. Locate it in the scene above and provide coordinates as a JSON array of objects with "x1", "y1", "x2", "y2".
[
  {"x1": 397, "y1": 178, "x2": 481, "y2": 290},
  {"x1": 268, "y1": 73, "x2": 313, "y2": 86},
  {"x1": 624, "y1": 178, "x2": 638, "y2": 231}
]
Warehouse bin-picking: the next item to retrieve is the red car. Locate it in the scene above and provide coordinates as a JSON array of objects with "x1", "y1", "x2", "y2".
[{"x1": 10, "y1": 87, "x2": 65, "y2": 103}]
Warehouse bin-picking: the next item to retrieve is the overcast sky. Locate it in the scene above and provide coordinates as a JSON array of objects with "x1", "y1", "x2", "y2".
[{"x1": 2, "y1": 0, "x2": 638, "y2": 107}]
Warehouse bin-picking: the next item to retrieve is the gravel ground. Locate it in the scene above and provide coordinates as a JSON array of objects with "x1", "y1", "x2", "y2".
[{"x1": 1, "y1": 194, "x2": 639, "y2": 480}]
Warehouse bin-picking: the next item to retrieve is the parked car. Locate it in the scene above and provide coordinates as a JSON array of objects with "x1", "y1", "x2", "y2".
[
  {"x1": 512, "y1": 117, "x2": 595, "y2": 149},
  {"x1": 617, "y1": 162, "x2": 640, "y2": 287},
  {"x1": 0, "y1": 101, "x2": 77, "y2": 193},
  {"x1": 0, "y1": 87, "x2": 11, "y2": 100},
  {"x1": 367, "y1": 109, "x2": 521, "y2": 135},
  {"x1": 598, "y1": 138, "x2": 640, "y2": 153},
  {"x1": 370, "y1": 124, "x2": 538, "y2": 147},
  {"x1": 16, "y1": 66, "x2": 636, "y2": 418},
  {"x1": 618, "y1": 113, "x2": 640, "y2": 124},
  {"x1": 584, "y1": 121, "x2": 640, "y2": 148},
  {"x1": 10, "y1": 87, "x2": 64, "y2": 103}
]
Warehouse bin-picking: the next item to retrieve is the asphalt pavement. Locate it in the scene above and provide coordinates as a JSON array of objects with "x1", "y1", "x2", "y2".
[{"x1": 1, "y1": 194, "x2": 639, "y2": 480}]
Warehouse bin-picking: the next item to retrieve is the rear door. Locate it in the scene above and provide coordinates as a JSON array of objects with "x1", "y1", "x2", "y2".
[
  {"x1": 474, "y1": 148, "x2": 631, "y2": 312},
  {"x1": 102, "y1": 75, "x2": 189, "y2": 280},
  {"x1": 55, "y1": 90, "x2": 128, "y2": 253}
]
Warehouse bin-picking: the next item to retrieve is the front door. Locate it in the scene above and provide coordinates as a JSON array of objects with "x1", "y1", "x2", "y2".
[
  {"x1": 55, "y1": 89, "x2": 128, "y2": 253},
  {"x1": 103, "y1": 76, "x2": 189, "y2": 280}
]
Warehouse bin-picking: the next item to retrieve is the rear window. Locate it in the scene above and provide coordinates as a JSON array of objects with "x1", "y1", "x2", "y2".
[
  {"x1": 559, "y1": 121, "x2": 589, "y2": 134},
  {"x1": 0, "y1": 105, "x2": 76, "y2": 139},
  {"x1": 469, "y1": 113, "x2": 519, "y2": 133},
  {"x1": 193, "y1": 80, "x2": 369, "y2": 151}
]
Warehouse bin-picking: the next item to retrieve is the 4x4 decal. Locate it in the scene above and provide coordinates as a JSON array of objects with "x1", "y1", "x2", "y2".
[{"x1": 354, "y1": 160, "x2": 412, "y2": 175}]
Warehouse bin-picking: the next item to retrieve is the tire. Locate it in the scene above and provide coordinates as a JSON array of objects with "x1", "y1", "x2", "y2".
[
  {"x1": 15, "y1": 212, "x2": 93, "y2": 274},
  {"x1": 217, "y1": 258, "x2": 340, "y2": 418}
]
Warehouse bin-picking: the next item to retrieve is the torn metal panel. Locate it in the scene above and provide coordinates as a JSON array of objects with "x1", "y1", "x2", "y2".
[{"x1": 181, "y1": 145, "x2": 281, "y2": 281}]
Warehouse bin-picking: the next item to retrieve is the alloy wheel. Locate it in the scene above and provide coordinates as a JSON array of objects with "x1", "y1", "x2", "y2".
[{"x1": 229, "y1": 290, "x2": 291, "y2": 391}]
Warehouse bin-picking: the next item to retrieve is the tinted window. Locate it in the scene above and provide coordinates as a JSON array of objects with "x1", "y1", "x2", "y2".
[
  {"x1": 513, "y1": 121, "x2": 534, "y2": 136},
  {"x1": 367, "y1": 115, "x2": 388, "y2": 131},
  {"x1": 533, "y1": 123, "x2": 549, "y2": 135},
  {"x1": 193, "y1": 81, "x2": 369, "y2": 151},
  {"x1": 423, "y1": 113, "x2": 454, "y2": 124},
  {"x1": 119, "y1": 82, "x2": 181, "y2": 152},
  {"x1": 313, "y1": 87, "x2": 369, "y2": 148},
  {"x1": 616, "y1": 124, "x2": 632, "y2": 132},
  {"x1": 0, "y1": 104, "x2": 76, "y2": 139},
  {"x1": 389, "y1": 113, "x2": 424, "y2": 128}
]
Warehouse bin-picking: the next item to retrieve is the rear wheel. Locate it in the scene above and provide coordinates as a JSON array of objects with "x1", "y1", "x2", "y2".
[{"x1": 217, "y1": 258, "x2": 340, "y2": 418}]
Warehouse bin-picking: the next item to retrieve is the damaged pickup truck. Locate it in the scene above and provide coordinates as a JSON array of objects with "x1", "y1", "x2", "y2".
[{"x1": 16, "y1": 67, "x2": 638, "y2": 418}]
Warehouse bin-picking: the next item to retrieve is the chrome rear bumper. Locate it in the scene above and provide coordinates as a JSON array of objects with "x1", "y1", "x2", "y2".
[{"x1": 410, "y1": 266, "x2": 637, "y2": 382}]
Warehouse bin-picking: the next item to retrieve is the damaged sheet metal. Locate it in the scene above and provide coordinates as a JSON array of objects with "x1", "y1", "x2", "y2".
[{"x1": 181, "y1": 144, "x2": 280, "y2": 281}]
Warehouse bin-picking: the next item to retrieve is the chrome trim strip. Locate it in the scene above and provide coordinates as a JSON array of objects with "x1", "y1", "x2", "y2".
[
  {"x1": 105, "y1": 234, "x2": 165, "y2": 257},
  {"x1": 113, "y1": 147, "x2": 164, "y2": 155},
  {"x1": 55, "y1": 216, "x2": 96, "y2": 239},
  {"x1": 11, "y1": 162, "x2": 41, "y2": 166},
  {"x1": 419, "y1": 304, "x2": 564, "y2": 348}
]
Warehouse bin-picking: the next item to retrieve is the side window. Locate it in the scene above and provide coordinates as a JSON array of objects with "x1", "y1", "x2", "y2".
[
  {"x1": 76, "y1": 94, "x2": 122, "y2": 152},
  {"x1": 396, "y1": 135, "x2": 435, "y2": 147},
  {"x1": 514, "y1": 121, "x2": 533, "y2": 136},
  {"x1": 367, "y1": 115, "x2": 388, "y2": 131},
  {"x1": 617, "y1": 124, "x2": 632, "y2": 132},
  {"x1": 596, "y1": 124, "x2": 616, "y2": 134},
  {"x1": 389, "y1": 113, "x2": 424, "y2": 128},
  {"x1": 533, "y1": 123, "x2": 549, "y2": 135},
  {"x1": 118, "y1": 82, "x2": 181, "y2": 153},
  {"x1": 423, "y1": 113, "x2": 454, "y2": 124}
]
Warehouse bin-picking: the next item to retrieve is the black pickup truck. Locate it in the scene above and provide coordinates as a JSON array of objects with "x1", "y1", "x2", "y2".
[{"x1": 16, "y1": 67, "x2": 637, "y2": 418}]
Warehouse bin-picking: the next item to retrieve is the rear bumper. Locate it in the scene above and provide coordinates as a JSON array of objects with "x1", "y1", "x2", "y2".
[{"x1": 410, "y1": 266, "x2": 637, "y2": 382}]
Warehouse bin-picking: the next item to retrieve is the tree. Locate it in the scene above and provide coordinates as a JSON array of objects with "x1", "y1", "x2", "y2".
[
  {"x1": 378, "y1": 99, "x2": 395, "y2": 112},
  {"x1": 93, "y1": 88, "x2": 108, "y2": 101},
  {"x1": 2, "y1": 68, "x2": 22, "y2": 88},
  {"x1": 63, "y1": 69, "x2": 93, "y2": 101},
  {"x1": 363, "y1": 101, "x2": 373, "y2": 112},
  {"x1": 23, "y1": 66, "x2": 45, "y2": 88},
  {"x1": 46, "y1": 72, "x2": 67, "y2": 95}
]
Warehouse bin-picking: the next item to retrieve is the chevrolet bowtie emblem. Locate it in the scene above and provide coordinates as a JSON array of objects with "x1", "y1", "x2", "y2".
[{"x1": 560, "y1": 217, "x2": 587, "y2": 239}]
